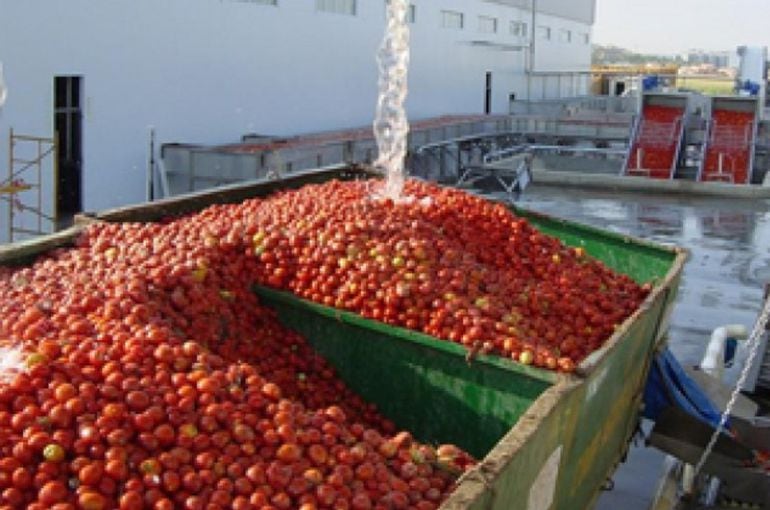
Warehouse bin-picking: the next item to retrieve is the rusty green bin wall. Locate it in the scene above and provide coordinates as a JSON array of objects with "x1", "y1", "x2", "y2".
[{"x1": 254, "y1": 286, "x2": 556, "y2": 459}]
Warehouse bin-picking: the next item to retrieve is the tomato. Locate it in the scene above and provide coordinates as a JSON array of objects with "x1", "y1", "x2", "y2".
[
  {"x1": 42, "y1": 443, "x2": 66, "y2": 463},
  {"x1": 78, "y1": 491, "x2": 107, "y2": 510},
  {"x1": 53, "y1": 383, "x2": 77, "y2": 403},
  {"x1": 275, "y1": 443, "x2": 302, "y2": 463},
  {"x1": 78, "y1": 462, "x2": 104, "y2": 486},
  {"x1": 125, "y1": 390, "x2": 150, "y2": 411},
  {"x1": 118, "y1": 491, "x2": 144, "y2": 510},
  {"x1": 11, "y1": 467, "x2": 32, "y2": 490},
  {"x1": 37, "y1": 480, "x2": 67, "y2": 505},
  {"x1": 104, "y1": 459, "x2": 128, "y2": 481}
]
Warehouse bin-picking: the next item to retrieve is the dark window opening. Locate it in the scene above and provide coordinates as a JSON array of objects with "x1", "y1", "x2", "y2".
[{"x1": 54, "y1": 76, "x2": 83, "y2": 217}]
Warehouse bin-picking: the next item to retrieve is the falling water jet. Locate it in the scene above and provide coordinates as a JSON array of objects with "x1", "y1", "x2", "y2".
[
  {"x1": 0, "y1": 63, "x2": 7, "y2": 107},
  {"x1": 372, "y1": 0, "x2": 410, "y2": 202}
]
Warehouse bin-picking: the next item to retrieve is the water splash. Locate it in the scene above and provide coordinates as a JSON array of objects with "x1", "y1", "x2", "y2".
[
  {"x1": 0, "y1": 63, "x2": 7, "y2": 107},
  {"x1": 373, "y1": 0, "x2": 410, "y2": 201},
  {"x1": 0, "y1": 344, "x2": 26, "y2": 383}
]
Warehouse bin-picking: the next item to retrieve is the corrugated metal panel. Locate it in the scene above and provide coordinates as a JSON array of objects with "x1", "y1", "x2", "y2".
[{"x1": 483, "y1": 0, "x2": 596, "y2": 25}]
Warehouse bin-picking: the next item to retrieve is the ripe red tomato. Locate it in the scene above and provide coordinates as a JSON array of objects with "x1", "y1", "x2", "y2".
[{"x1": 37, "y1": 480, "x2": 67, "y2": 505}]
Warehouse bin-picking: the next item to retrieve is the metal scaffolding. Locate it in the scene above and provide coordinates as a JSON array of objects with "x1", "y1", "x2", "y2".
[{"x1": 2, "y1": 129, "x2": 58, "y2": 242}]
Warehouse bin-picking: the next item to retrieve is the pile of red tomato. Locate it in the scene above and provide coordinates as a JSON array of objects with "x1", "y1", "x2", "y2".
[
  {"x1": 628, "y1": 105, "x2": 683, "y2": 179},
  {"x1": 702, "y1": 109, "x2": 755, "y2": 184},
  {"x1": 245, "y1": 180, "x2": 649, "y2": 370},
  {"x1": 0, "y1": 179, "x2": 648, "y2": 508}
]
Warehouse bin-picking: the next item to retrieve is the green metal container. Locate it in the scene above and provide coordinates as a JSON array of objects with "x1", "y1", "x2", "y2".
[
  {"x1": 250, "y1": 197, "x2": 685, "y2": 510},
  {"x1": 0, "y1": 164, "x2": 686, "y2": 510}
]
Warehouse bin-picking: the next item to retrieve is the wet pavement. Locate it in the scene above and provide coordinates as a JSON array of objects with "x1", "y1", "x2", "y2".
[{"x1": 507, "y1": 185, "x2": 770, "y2": 509}]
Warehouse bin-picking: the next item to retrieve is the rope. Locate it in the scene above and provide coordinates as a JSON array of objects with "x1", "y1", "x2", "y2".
[{"x1": 693, "y1": 295, "x2": 770, "y2": 477}]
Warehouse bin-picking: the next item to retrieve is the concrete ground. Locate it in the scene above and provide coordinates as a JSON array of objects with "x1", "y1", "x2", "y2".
[{"x1": 505, "y1": 185, "x2": 770, "y2": 510}]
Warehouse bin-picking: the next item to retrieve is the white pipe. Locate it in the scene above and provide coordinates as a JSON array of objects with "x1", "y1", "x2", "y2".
[
  {"x1": 681, "y1": 324, "x2": 749, "y2": 495},
  {"x1": 682, "y1": 465, "x2": 696, "y2": 496},
  {"x1": 699, "y1": 324, "x2": 749, "y2": 380}
]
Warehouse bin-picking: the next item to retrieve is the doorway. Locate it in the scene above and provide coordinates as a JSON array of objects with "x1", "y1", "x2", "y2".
[
  {"x1": 54, "y1": 75, "x2": 83, "y2": 217},
  {"x1": 484, "y1": 72, "x2": 492, "y2": 114}
]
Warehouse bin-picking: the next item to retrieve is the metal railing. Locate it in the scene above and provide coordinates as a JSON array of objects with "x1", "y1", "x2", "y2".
[{"x1": 159, "y1": 117, "x2": 513, "y2": 197}]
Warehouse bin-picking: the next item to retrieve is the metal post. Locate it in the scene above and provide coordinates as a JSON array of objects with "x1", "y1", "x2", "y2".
[
  {"x1": 147, "y1": 127, "x2": 156, "y2": 202},
  {"x1": 53, "y1": 131, "x2": 59, "y2": 231},
  {"x1": 189, "y1": 152, "x2": 196, "y2": 192},
  {"x1": 37, "y1": 139, "x2": 42, "y2": 235},
  {"x1": 7, "y1": 127, "x2": 12, "y2": 241},
  {"x1": 527, "y1": 0, "x2": 536, "y2": 105},
  {"x1": 456, "y1": 146, "x2": 461, "y2": 181}
]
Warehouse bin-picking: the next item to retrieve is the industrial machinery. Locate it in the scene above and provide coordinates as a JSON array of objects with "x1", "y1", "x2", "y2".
[
  {"x1": 698, "y1": 96, "x2": 760, "y2": 184},
  {"x1": 736, "y1": 46, "x2": 768, "y2": 110},
  {"x1": 623, "y1": 93, "x2": 688, "y2": 179},
  {"x1": 648, "y1": 290, "x2": 770, "y2": 509}
]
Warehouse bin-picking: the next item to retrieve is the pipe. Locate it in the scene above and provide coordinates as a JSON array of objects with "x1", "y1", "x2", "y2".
[
  {"x1": 680, "y1": 323, "x2": 749, "y2": 495},
  {"x1": 526, "y1": 0, "x2": 536, "y2": 105},
  {"x1": 699, "y1": 324, "x2": 749, "y2": 380}
]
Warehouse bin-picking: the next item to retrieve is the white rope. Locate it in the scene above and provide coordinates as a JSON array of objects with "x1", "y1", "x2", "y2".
[{"x1": 693, "y1": 295, "x2": 770, "y2": 477}]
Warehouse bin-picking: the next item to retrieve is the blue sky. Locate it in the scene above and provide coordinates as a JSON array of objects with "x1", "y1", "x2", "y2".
[{"x1": 593, "y1": 0, "x2": 770, "y2": 55}]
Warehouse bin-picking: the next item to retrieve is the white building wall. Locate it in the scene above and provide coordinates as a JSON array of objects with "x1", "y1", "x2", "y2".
[{"x1": 0, "y1": 0, "x2": 592, "y2": 241}]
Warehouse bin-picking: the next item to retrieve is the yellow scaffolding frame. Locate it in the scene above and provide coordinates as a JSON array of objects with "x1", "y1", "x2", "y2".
[{"x1": 1, "y1": 128, "x2": 58, "y2": 242}]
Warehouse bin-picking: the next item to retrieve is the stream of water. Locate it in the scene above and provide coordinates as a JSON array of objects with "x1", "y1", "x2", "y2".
[{"x1": 373, "y1": 0, "x2": 410, "y2": 201}]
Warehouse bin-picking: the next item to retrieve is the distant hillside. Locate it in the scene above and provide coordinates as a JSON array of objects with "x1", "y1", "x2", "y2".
[{"x1": 592, "y1": 45, "x2": 683, "y2": 66}]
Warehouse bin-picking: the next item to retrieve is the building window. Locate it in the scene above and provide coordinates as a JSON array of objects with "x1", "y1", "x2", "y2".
[
  {"x1": 559, "y1": 29, "x2": 571, "y2": 43},
  {"x1": 441, "y1": 10, "x2": 464, "y2": 29},
  {"x1": 478, "y1": 15, "x2": 497, "y2": 34},
  {"x1": 510, "y1": 20, "x2": 527, "y2": 38},
  {"x1": 317, "y1": 0, "x2": 356, "y2": 15},
  {"x1": 537, "y1": 25, "x2": 551, "y2": 40},
  {"x1": 407, "y1": 4, "x2": 416, "y2": 23},
  {"x1": 581, "y1": 32, "x2": 590, "y2": 44}
]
